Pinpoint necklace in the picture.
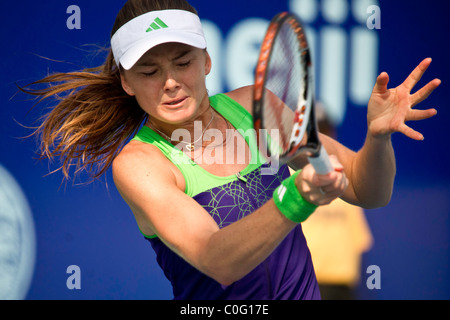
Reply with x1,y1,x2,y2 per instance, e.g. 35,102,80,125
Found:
150,108,215,151
204,112,232,149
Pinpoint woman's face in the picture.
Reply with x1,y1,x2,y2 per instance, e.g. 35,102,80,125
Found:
120,42,212,126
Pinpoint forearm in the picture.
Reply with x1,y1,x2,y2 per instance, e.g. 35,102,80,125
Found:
350,132,396,208
196,199,297,286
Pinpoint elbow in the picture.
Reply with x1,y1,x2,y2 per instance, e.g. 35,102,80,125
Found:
198,257,242,286
195,232,255,286
353,177,395,209
215,276,236,287
379,194,393,208
362,201,389,210
200,263,239,286
374,184,395,208
360,192,393,210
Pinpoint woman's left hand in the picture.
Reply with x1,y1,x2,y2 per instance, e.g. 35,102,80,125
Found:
367,58,441,141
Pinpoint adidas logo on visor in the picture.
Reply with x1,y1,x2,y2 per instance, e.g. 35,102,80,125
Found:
146,17,168,32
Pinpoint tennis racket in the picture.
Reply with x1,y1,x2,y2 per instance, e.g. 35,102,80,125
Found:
253,12,333,175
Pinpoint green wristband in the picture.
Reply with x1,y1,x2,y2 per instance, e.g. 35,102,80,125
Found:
273,171,318,223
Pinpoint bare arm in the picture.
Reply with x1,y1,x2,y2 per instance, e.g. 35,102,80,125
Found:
113,142,300,286
319,133,395,209
260,58,440,209
113,57,440,285
113,85,348,285
320,58,440,208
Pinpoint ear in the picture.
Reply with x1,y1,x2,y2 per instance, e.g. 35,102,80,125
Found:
120,72,135,96
204,50,212,76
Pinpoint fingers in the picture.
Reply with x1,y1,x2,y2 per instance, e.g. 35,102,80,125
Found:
411,78,441,107
389,107,436,141
298,155,348,206
398,123,424,141
401,58,432,92
365,58,439,142
407,108,437,122
317,173,348,198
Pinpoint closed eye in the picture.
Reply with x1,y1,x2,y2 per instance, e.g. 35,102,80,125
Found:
178,60,192,68
141,70,157,77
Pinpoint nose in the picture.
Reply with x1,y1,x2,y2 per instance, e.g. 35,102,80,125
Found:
163,70,181,92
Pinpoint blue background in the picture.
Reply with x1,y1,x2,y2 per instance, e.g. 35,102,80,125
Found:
0,0,448,299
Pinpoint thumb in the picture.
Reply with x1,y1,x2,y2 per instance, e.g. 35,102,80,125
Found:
373,72,390,94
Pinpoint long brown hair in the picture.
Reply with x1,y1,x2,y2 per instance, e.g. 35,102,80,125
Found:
21,0,198,183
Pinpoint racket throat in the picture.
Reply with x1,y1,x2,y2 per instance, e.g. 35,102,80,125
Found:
235,172,248,184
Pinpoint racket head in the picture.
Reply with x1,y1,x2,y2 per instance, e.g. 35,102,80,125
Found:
253,12,322,166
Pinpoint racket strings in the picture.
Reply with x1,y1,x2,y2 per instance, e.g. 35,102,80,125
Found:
263,21,307,156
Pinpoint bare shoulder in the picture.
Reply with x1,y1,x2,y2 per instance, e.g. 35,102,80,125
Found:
113,140,164,177
112,140,183,193
223,85,254,115
112,139,189,238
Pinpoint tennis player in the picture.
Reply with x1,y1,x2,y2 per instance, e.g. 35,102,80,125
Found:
26,0,440,299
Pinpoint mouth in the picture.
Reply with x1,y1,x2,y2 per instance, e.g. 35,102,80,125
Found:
164,96,188,107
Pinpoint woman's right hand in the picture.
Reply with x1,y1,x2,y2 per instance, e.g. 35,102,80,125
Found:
295,155,348,206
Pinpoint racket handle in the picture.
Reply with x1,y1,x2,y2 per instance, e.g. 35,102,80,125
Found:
308,146,333,175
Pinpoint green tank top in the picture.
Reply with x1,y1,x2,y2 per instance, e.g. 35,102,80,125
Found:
132,93,266,197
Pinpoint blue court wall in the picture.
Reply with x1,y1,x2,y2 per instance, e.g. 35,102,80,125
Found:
0,0,448,299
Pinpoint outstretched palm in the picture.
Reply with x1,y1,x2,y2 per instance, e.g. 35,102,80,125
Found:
367,58,441,141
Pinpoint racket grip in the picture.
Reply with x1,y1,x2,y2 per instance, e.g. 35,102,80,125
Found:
307,146,333,175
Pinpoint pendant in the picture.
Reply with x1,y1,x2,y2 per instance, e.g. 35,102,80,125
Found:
186,144,195,151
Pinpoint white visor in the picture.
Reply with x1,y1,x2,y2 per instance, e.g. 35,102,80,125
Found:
111,9,207,70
